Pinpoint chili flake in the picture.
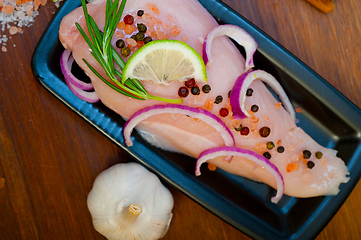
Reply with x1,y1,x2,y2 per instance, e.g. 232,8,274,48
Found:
208,163,217,171
286,163,299,173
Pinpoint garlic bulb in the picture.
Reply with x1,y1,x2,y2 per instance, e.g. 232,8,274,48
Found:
87,162,174,240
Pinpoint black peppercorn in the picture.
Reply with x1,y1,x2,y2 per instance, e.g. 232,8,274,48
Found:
143,36,153,44
303,150,312,159
191,86,200,95
214,95,223,104
251,104,259,112
202,84,211,93
307,161,315,169
277,146,285,153
137,10,144,16
246,88,253,96
116,39,125,48
263,152,271,159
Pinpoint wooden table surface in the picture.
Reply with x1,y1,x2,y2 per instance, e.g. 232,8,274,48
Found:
1,0,360,239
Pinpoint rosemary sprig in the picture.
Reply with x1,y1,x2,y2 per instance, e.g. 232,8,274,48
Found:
76,0,183,103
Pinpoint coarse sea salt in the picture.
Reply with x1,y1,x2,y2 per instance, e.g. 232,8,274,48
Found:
0,0,63,52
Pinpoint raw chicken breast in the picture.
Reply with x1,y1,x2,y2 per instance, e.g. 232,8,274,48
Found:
59,0,349,199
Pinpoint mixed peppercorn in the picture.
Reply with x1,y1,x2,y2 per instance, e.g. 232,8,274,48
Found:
242,88,324,172
115,10,155,57
177,78,211,98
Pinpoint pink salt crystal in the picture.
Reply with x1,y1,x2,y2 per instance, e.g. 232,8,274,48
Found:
135,18,147,25
302,173,312,183
25,4,33,12
27,9,33,17
125,38,137,47
2,46,7,52
9,26,18,35
291,154,300,162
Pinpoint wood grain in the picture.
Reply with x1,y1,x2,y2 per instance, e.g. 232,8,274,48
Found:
0,0,360,239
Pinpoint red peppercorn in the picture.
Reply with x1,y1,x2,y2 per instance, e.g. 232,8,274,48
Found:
185,78,196,88
124,14,134,25
240,126,250,135
219,108,229,117
259,126,271,138
178,87,189,97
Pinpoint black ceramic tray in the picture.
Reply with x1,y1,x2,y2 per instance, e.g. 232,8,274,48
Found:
31,1,361,239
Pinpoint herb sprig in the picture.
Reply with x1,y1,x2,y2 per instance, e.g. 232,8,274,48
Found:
75,0,183,103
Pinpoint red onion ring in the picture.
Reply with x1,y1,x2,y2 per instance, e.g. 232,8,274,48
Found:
202,24,258,72
123,104,235,147
60,50,100,103
63,77,100,103
229,70,295,121
195,146,284,203
60,49,95,90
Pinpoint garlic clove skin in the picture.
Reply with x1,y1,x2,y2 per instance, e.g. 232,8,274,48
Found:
87,162,174,240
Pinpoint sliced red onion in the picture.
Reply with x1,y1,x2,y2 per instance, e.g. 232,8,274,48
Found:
202,24,258,72
60,49,94,90
195,146,284,203
63,77,100,103
60,49,100,103
123,104,235,147
229,70,295,121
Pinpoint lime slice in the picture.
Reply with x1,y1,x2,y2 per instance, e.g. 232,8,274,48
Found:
122,40,207,85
